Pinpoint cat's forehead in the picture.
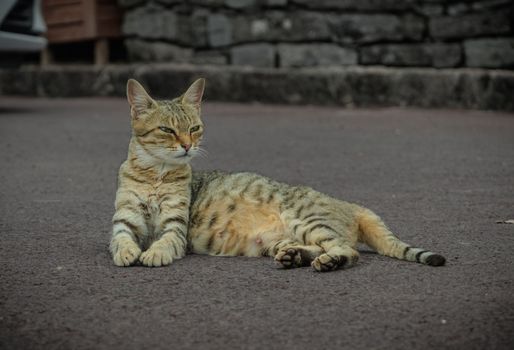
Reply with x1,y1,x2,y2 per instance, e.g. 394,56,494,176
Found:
156,99,185,116
154,99,200,125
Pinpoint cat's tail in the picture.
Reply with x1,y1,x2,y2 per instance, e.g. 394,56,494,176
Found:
356,208,446,266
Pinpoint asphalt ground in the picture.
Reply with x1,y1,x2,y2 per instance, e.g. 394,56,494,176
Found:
0,97,513,350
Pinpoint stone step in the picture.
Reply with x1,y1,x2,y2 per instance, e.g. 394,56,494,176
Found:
1,64,513,111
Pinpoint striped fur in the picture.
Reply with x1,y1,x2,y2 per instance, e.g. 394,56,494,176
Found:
110,78,446,271
110,79,203,267
189,172,445,271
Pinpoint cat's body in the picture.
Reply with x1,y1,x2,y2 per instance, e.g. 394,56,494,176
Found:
110,79,446,271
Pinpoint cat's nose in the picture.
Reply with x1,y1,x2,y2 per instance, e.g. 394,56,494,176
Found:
181,144,191,152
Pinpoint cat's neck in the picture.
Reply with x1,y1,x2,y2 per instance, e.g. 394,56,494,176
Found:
126,138,192,183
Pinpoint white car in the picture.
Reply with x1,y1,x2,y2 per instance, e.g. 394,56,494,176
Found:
0,0,46,52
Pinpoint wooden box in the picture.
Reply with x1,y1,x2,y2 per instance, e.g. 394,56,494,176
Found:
42,0,122,64
43,0,121,43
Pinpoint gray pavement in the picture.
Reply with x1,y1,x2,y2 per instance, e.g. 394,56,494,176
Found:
0,97,513,350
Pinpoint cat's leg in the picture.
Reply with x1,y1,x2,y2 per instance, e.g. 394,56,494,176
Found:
139,198,189,267
301,224,360,272
110,192,147,266
111,231,142,267
273,240,323,268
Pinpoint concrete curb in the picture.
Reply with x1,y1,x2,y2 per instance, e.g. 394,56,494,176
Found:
1,64,513,110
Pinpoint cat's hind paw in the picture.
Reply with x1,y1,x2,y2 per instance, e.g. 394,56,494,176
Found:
275,247,303,269
113,243,142,267
311,253,345,272
139,246,173,267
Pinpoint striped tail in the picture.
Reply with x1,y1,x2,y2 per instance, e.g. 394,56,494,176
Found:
357,209,446,266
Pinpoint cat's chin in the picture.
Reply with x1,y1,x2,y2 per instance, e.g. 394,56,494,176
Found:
160,153,196,165
168,156,193,165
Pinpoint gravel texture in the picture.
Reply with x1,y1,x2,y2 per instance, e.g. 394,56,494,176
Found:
0,98,513,350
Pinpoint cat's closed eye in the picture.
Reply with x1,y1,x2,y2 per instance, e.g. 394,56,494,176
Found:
159,126,176,134
190,125,201,133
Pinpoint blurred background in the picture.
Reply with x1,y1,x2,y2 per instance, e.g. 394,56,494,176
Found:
0,0,513,109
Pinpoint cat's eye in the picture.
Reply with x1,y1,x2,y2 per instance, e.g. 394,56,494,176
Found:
190,125,201,133
159,126,176,134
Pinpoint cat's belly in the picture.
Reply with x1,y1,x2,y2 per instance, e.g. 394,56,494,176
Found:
188,198,287,257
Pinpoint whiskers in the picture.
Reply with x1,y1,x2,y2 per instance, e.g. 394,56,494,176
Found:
195,147,209,159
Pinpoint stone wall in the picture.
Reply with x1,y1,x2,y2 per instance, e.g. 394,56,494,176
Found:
119,0,514,69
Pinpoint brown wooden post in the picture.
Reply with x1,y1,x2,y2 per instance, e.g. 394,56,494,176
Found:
95,39,109,66
40,47,53,66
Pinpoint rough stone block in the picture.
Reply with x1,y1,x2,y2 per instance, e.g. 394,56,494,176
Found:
278,44,357,67
361,44,462,68
234,12,424,44
118,0,145,8
182,0,225,6
472,0,513,11
447,3,470,15
290,0,415,11
125,39,193,62
192,51,228,65
231,44,275,67
190,9,209,48
430,11,511,39
0,69,37,95
156,0,186,4
331,14,425,44
123,5,178,40
122,5,196,46
207,14,232,47
232,11,331,43
414,4,444,16
225,0,256,8
465,38,514,68
266,0,288,6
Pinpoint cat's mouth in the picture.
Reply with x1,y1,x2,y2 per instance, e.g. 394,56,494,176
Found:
175,153,191,159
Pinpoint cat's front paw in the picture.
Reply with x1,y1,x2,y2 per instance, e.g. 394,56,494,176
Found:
139,245,173,267
112,242,142,267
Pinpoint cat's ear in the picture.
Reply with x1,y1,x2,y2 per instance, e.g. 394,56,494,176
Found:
126,79,157,116
181,78,205,108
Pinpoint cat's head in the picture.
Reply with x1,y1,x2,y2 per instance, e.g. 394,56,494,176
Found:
126,78,205,165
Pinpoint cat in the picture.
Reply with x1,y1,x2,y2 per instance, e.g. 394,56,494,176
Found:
109,78,446,271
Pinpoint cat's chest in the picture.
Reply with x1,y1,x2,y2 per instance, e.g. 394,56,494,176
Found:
138,182,180,221
142,192,160,219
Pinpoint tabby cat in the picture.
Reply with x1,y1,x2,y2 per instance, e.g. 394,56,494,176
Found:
109,78,446,271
